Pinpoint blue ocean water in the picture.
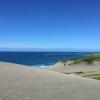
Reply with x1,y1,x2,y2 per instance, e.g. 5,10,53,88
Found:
0,52,96,68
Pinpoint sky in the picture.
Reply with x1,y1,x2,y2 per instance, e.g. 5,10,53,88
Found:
0,0,100,51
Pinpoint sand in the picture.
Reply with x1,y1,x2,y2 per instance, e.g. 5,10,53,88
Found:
0,62,100,100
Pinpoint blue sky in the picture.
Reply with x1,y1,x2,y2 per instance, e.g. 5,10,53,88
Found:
0,0,100,51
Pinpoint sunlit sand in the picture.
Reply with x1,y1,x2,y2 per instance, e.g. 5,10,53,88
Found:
0,62,100,100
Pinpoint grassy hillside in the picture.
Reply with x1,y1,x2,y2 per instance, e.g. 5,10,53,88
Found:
60,53,100,80
61,53,100,64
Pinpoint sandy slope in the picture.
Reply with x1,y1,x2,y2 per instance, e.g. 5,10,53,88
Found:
49,62,100,73
0,62,100,100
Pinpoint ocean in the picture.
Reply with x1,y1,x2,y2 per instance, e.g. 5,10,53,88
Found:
0,52,96,68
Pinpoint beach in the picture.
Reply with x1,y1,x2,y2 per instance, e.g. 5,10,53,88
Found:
0,0,100,99
0,62,100,100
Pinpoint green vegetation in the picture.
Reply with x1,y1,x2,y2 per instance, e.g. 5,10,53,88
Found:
63,71,100,80
92,77,100,80
61,53,100,64
82,73,100,80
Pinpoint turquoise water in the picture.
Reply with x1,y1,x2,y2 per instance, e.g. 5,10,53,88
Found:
0,52,96,67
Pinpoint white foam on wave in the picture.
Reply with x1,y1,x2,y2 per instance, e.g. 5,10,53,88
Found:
31,65,53,68
39,65,50,68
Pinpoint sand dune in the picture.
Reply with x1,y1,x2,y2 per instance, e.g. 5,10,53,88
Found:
50,61,100,73
0,62,100,100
